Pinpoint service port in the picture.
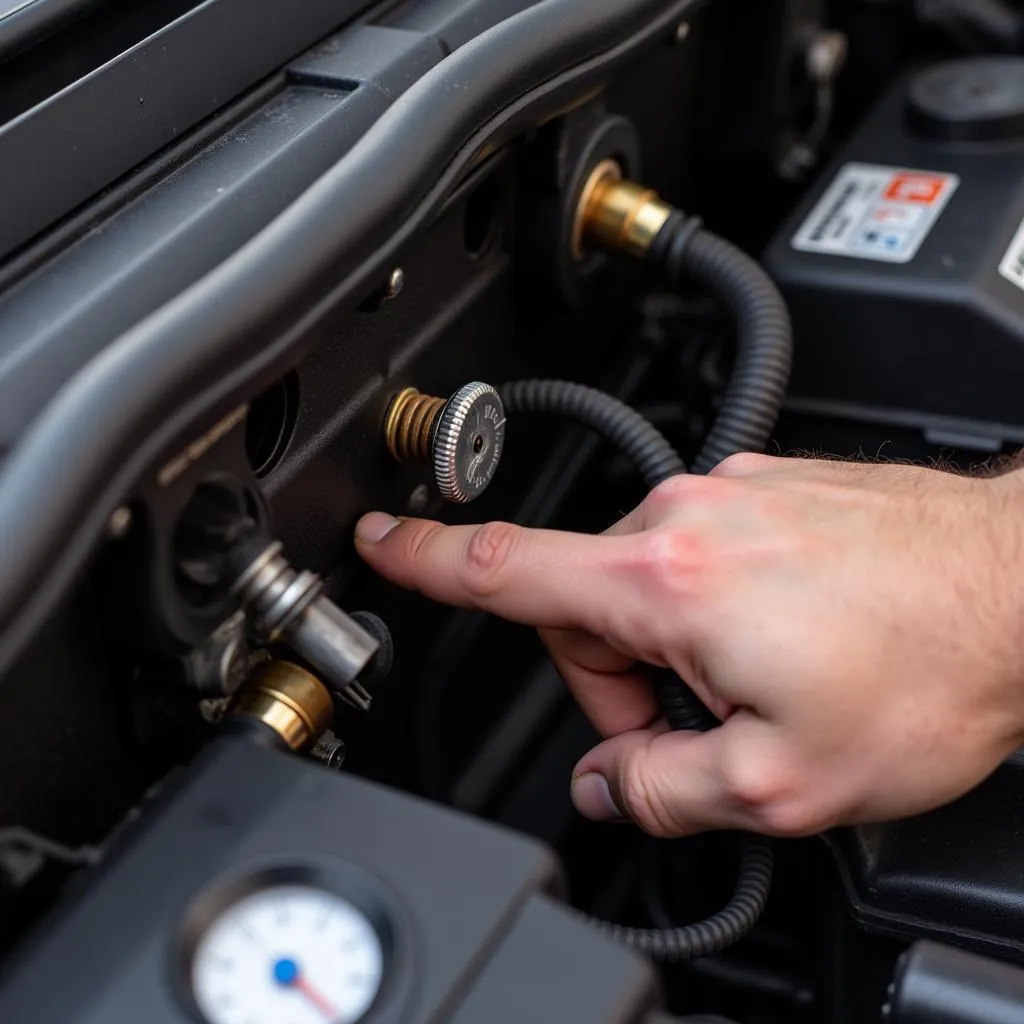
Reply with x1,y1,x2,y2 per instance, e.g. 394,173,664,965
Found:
573,160,673,260
383,382,505,504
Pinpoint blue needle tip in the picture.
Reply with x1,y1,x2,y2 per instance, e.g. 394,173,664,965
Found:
272,957,299,986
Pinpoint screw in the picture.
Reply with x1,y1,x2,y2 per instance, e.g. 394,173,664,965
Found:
218,637,249,695
107,506,133,539
385,267,405,301
806,29,848,84
310,729,347,771
407,484,430,515
198,697,231,724
675,21,690,42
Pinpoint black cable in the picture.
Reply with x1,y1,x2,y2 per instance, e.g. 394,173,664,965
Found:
499,379,774,963
653,667,718,732
649,213,793,476
499,380,687,487
593,836,774,962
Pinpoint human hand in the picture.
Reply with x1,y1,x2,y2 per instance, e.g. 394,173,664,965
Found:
354,454,1024,838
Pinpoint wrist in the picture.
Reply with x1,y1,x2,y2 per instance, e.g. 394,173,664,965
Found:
981,467,1024,700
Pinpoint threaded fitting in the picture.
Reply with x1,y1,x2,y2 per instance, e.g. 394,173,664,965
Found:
230,660,334,753
575,160,673,259
382,383,505,504
385,388,446,463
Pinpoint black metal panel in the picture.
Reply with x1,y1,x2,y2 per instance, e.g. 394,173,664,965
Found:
0,0,372,259
379,0,544,50
0,0,693,684
0,0,103,60
829,751,1024,964
0,24,447,448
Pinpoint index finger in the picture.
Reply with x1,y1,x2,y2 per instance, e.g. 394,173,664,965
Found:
355,513,636,633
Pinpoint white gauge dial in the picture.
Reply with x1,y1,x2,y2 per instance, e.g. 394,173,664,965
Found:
190,884,384,1024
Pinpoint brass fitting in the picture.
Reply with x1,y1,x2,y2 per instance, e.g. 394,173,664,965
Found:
384,388,447,463
229,660,334,753
573,159,673,260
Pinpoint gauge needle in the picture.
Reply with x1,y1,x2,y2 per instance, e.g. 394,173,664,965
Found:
294,975,337,1019
273,958,338,1020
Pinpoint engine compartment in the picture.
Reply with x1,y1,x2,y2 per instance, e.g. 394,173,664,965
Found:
2,0,1024,1021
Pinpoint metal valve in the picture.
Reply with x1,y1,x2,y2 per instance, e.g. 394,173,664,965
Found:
384,381,505,503
226,534,379,711
228,660,334,753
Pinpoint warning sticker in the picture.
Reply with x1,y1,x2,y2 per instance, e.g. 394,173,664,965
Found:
791,163,959,264
998,217,1024,293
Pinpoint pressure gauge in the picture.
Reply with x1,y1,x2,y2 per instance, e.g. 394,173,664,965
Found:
189,883,384,1024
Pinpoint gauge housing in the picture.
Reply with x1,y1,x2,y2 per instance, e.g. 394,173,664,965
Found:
175,861,406,1024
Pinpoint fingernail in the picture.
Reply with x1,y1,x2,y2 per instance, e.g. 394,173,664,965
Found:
571,773,622,823
356,513,400,545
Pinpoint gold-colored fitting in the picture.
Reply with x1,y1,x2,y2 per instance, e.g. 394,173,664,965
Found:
230,661,334,753
384,388,447,464
573,160,673,260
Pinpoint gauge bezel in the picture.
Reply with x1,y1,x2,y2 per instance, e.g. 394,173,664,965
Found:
173,860,409,1024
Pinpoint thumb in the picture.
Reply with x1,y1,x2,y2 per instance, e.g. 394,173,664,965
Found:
570,719,776,837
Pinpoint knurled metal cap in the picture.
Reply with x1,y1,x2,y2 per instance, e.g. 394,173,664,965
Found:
432,382,505,504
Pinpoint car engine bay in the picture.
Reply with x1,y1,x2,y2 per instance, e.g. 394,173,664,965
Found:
2,0,1024,1020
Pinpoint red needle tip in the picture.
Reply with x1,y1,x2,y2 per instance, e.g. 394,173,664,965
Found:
294,974,338,1019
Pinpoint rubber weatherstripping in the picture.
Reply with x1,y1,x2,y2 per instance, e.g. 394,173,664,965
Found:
0,0,698,675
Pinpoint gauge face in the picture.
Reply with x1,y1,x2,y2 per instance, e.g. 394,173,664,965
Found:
190,884,384,1024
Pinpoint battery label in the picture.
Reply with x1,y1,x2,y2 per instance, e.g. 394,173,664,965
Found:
999,216,1024,293
791,163,959,264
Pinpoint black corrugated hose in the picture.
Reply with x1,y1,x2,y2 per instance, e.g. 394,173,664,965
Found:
500,380,687,486
497,207,790,963
649,211,793,475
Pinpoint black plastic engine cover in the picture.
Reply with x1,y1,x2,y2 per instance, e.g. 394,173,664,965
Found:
829,750,1024,964
0,737,659,1022
763,57,1024,447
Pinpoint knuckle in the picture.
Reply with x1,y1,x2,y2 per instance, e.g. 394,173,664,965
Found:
463,521,519,598
721,754,825,837
724,756,791,818
634,528,705,598
645,474,699,516
756,799,828,838
711,452,773,478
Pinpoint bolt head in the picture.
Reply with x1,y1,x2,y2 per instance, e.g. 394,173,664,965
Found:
311,730,347,771
407,484,430,515
807,30,848,83
385,267,405,300
218,638,249,695
107,505,133,539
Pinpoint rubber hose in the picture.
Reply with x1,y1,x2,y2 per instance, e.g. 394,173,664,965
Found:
499,380,687,486
500,379,773,963
649,213,793,476
593,836,774,962
653,668,718,732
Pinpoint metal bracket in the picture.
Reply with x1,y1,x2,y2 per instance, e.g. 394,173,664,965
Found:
0,827,102,889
